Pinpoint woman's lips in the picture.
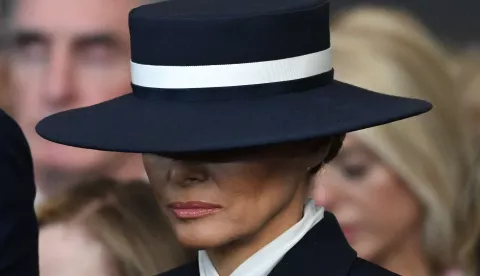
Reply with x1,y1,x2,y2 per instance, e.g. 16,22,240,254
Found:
167,201,222,219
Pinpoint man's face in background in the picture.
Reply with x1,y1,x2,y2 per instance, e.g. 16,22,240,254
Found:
10,0,144,201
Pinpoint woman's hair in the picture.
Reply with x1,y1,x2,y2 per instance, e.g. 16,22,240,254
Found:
331,6,480,275
453,48,480,142
454,48,480,275
37,179,194,276
331,6,453,59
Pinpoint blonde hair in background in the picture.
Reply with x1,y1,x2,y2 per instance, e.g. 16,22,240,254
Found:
332,7,479,275
454,48,480,142
331,6,453,66
37,179,194,276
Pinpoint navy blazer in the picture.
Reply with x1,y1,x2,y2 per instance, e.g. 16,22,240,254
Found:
0,110,38,275
158,212,399,276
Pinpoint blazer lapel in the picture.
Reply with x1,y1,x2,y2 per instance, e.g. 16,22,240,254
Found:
268,211,358,276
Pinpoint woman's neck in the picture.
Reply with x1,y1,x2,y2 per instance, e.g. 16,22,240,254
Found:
376,233,431,276
207,197,305,276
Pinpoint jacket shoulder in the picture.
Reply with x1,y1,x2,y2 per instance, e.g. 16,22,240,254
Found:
348,258,400,276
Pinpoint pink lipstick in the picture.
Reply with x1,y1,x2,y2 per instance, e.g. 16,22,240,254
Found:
167,201,222,219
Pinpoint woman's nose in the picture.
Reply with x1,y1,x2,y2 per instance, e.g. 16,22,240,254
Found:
168,161,209,187
312,174,344,210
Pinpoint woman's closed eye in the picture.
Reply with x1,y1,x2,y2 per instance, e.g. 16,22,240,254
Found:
338,161,370,180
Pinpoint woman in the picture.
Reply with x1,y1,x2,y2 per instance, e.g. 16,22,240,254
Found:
314,7,480,276
34,0,432,275
37,179,194,276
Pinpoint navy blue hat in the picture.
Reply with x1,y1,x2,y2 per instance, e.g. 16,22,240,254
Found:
36,0,431,154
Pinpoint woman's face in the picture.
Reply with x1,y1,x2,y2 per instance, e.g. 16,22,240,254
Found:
313,135,421,262
40,224,117,276
143,142,327,249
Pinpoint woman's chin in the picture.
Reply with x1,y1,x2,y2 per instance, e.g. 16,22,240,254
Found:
173,224,234,249
351,240,379,262
177,235,230,249
178,238,223,249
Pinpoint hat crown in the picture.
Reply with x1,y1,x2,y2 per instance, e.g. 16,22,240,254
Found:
130,0,327,19
128,0,331,66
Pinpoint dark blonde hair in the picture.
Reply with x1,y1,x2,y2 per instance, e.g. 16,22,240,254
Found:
454,49,480,143
37,179,194,276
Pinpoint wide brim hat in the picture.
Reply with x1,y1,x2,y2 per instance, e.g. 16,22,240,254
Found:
36,0,432,154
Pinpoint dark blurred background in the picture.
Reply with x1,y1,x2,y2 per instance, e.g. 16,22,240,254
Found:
2,0,480,46
331,0,480,47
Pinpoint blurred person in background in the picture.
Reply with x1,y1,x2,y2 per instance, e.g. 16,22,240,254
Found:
454,48,480,276
6,0,163,203
0,59,10,113
313,7,480,276
0,3,11,114
454,49,480,143
37,178,194,276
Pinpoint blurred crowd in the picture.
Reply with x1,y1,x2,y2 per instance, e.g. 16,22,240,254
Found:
0,0,479,276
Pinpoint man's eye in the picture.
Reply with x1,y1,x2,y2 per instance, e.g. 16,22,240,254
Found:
78,45,118,66
14,42,48,62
